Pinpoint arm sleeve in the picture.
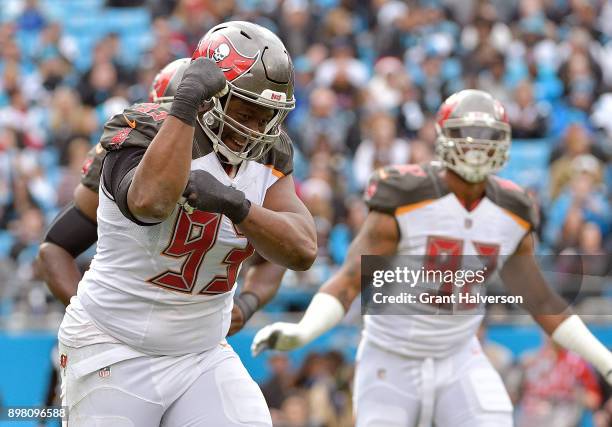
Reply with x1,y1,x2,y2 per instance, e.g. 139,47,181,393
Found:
43,203,98,257
101,146,159,226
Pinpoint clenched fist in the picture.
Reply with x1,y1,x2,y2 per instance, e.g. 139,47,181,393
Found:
182,170,251,224
169,57,228,126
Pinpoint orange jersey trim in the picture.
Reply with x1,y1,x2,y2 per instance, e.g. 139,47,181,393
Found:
395,199,435,216
502,208,530,231
265,164,285,178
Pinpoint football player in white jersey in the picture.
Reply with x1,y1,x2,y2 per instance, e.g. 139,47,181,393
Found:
39,58,286,333
56,22,316,427
252,89,612,427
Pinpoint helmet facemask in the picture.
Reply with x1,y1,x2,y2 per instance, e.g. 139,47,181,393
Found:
436,116,511,183
199,81,294,165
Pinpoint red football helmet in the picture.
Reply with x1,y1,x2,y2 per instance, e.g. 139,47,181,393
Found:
192,21,295,164
435,89,511,183
148,58,190,103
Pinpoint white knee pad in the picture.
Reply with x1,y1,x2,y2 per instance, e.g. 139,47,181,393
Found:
66,387,164,427
356,402,409,427
466,369,513,413
215,361,272,426
355,382,417,427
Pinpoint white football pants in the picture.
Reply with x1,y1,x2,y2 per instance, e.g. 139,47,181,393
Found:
353,336,513,427
58,340,271,427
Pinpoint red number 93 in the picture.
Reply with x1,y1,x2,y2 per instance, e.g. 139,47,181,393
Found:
148,210,254,295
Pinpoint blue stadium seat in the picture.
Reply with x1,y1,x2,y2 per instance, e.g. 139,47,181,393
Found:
40,0,102,23
42,0,104,13
103,8,151,35
498,139,552,195
72,33,102,71
120,32,154,66
62,14,105,38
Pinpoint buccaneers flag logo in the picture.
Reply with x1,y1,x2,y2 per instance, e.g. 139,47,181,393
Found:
193,33,260,82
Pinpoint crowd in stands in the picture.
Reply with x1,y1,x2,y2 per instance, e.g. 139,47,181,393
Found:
0,0,611,426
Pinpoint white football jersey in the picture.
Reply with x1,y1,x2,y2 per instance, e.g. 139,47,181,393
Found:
362,162,536,358
59,103,293,356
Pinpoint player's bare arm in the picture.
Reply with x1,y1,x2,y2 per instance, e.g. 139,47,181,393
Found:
501,232,612,383
500,233,569,333
320,210,399,309
240,253,287,307
251,210,399,355
181,169,316,270
229,252,287,336
37,183,99,306
128,117,195,221
73,183,99,219
128,58,228,222
233,174,316,270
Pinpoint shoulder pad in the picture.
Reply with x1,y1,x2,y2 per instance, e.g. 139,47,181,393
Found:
80,143,106,193
100,103,171,151
364,163,443,215
486,176,539,230
257,130,294,177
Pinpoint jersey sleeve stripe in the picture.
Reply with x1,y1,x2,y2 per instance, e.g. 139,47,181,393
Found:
265,164,285,178
395,199,434,216
502,208,531,230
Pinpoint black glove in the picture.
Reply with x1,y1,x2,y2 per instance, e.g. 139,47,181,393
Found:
169,58,228,127
182,170,251,223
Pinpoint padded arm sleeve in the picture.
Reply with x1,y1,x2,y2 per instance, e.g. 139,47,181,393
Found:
43,203,98,257
101,146,159,226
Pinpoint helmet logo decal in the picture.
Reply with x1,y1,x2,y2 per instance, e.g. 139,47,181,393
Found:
212,43,230,62
196,33,260,82
152,68,173,99
436,99,457,127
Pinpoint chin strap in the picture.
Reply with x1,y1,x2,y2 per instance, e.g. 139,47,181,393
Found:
215,142,243,165
199,112,244,166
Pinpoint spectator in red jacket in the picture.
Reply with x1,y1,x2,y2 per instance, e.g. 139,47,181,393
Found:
516,338,602,427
